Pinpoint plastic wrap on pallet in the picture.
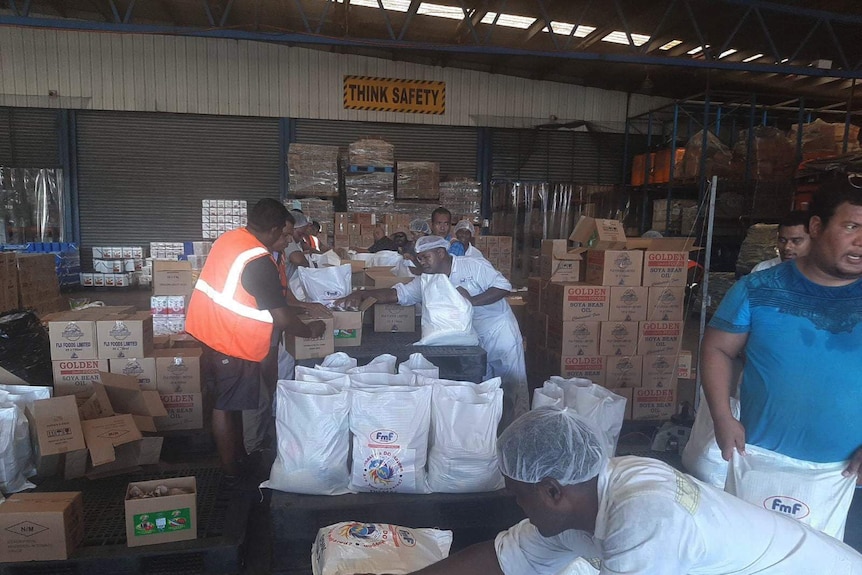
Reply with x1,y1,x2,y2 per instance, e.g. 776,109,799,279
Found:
396,162,440,200
440,179,482,222
790,118,862,160
14,254,66,316
0,310,52,385
287,143,340,198
680,130,733,180
0,167,64,245
730,126,797,181
345,172,395,213
348,139,395,167
736,223,780,276
692,272,737,318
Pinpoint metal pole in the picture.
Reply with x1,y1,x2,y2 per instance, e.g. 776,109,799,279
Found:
843,78,856,154
695,175,719,410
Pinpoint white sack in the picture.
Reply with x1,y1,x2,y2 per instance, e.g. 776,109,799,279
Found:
554,559,601,575
346,354,397,375
312,522,452,575
316,352,358,373
289,272,307,302
681,391,740,488
277,340,295,381
0,402,36,494
261,380,350,495
726,444,857,539
349,372,416,388
295,366,351,387
349,385,432,493
427,378,505,493
391,259,416,278
397,354,440,379
0,385,52,406
415,274,479,346
532,378,626,457
309,250,342,268
367,251,404,268
297,264,352,304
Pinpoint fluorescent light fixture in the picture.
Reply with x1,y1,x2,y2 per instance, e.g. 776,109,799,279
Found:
742,53,764,63
481,12,536,29
340,0,410,9
719,48,737,59
658,40,682,50
417,3,465,20
687,44,709,55
780,58,789,63
601,31,650,46
542,21,596,37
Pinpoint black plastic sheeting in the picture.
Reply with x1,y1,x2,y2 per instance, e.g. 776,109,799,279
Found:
0,310,52,385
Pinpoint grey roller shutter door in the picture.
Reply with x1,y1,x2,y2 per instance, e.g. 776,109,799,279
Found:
295,119,478,178
75,111,280,259
491,129,626,184
0,107,60,167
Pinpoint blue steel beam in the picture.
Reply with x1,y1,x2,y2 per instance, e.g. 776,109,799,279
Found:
4,13,862,80
200,0,215,27
640,0,677,55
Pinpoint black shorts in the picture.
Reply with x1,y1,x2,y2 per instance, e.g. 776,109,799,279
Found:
201,346,261,411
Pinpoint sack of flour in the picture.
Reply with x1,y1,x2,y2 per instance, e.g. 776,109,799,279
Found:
349,372,416,388
349,385,432,493
316,352,358,373
294,366,351,387
726,444,857,539
681,391,740,488
312,522,452,575
398,354,440,379
415,274,479,346
426,378,504,493
261,380,350,495
346,354,398,375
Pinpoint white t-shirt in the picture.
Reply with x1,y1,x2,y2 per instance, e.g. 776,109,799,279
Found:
751,256,781,273
494,456,862,575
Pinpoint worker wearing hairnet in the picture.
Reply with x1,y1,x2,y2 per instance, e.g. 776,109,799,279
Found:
336,235,528,425
398,409,862,575
452,219,486,260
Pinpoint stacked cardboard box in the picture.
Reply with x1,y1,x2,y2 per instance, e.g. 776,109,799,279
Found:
345,172,395,215
201,199,248,239
396,161,440,200
0,252,18,312
651,199,699,235
16,253,67,316
439,179,481,222
348,138,395,167
287,143,339,198
525,216,697,421
334,212,378,248
296,198,335,239
82,245,146,288
473,236,513,278
152,260,194,336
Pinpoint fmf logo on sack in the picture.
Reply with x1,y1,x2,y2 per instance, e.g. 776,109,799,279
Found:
764,496,811,519
370,429,398,444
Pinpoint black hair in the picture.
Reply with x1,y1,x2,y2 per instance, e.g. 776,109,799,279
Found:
809,177,862,227
248,198,292,232
778,210,810,232
431,206,451,222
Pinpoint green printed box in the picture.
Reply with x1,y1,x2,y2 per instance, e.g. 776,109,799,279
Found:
125,476,197,547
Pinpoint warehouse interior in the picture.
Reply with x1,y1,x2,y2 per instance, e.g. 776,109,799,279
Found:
1,1,862,574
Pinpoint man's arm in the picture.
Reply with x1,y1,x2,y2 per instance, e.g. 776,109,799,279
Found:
289,249,310,268
700,327,749,461
457,286,509,307
410,541,503,575
271,306,326,339
335,287,399,309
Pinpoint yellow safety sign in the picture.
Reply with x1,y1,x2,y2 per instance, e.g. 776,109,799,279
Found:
343,76,446,115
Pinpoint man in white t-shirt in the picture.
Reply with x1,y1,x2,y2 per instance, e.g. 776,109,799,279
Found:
751,210,811,272
399,410,862,575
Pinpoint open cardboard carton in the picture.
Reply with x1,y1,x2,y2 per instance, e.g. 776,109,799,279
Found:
332,297,376,348
125,476,197,548
87,371,168,432
569,216,628,250
27,395,88,478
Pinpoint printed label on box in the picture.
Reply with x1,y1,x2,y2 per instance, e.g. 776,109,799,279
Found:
133,508,192,537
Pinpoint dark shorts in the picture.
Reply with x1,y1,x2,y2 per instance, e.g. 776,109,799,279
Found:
201,346,261,411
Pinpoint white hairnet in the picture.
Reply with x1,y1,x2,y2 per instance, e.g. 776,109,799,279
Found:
414,235,451,254
290,210,310,228
409,219,431,234
497,408,606,485
453,220,474,235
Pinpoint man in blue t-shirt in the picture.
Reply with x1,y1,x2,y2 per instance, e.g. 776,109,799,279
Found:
702,177,862,545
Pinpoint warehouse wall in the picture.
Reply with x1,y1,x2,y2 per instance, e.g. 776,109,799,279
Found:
0,27,668,130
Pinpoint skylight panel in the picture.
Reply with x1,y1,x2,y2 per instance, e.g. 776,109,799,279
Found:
480,12,536,29
417,3,465,20
542,21,596,37
601,31,650,46
658,40,682,50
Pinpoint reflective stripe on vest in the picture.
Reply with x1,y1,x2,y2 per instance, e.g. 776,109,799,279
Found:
193,246,274,324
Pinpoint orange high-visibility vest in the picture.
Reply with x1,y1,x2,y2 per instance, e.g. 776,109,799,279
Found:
186,228,275,361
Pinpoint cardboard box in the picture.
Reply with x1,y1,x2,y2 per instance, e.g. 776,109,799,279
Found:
0,492,84,562
52,359,109,397
153,260,193,296
27,395,87,458
647,286,685,321
93,372,168,433
109,357,158,391
284,309,334,360
81,414,143,467
642,355,679,388
365,270,413,289
550,353,605,385
332,298,375,347
584,250,644,287
569,216,627,249
638,321,683,356
608,286,648,322
545,320,600,356
603,355,643,388
373,303,416,333
631,386,678,420
82,436,164,480
678,350,693,379
155,393,204,431
96,312,154,360
154,348,202,394
125,476,197,547
599,322,639,356
539,240,584,282
543,283,610,322
47,315,98,360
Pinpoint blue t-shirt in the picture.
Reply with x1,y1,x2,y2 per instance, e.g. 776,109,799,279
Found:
709,261,862,462
448,241,466,256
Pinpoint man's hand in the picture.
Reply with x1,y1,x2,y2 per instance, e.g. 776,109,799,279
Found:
299,301,330,316
456,286,473,303
843,447,862,485
713,415,746,461
306,319,327,339
335,291,367,310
